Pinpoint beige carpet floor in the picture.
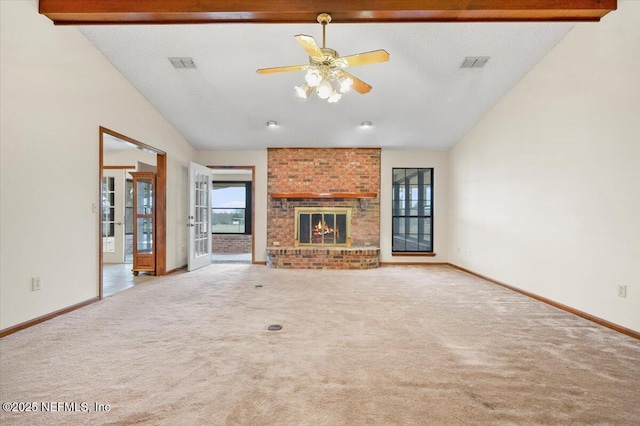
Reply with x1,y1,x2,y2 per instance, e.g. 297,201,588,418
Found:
1,264,639,425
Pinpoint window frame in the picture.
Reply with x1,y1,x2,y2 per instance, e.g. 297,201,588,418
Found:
391,168,434,254
211,181,252,235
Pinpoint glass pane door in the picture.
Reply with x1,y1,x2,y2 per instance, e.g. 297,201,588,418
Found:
102,176,115,253
194,173,209,257
188,162,212,271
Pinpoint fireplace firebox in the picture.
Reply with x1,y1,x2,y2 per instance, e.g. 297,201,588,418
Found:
294,207,351,247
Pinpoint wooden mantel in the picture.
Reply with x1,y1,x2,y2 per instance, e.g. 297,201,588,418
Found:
271,192,377,199
39,0,616,25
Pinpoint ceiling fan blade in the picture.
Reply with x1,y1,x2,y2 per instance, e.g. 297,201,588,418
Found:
341,71,372,94
256,64,308,75
338,50,390,68
294,34,324,58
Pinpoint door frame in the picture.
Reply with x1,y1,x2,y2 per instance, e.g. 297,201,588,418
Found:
208,166,256,264
99,126,167,299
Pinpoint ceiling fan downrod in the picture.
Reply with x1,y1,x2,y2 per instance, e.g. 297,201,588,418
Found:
317,13,332,49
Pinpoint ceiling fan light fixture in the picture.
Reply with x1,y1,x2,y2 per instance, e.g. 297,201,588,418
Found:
338,76,354,93
295,83,312,99
256,12,389,104
316,79,333,99
305,68,322,87
328,91,342,103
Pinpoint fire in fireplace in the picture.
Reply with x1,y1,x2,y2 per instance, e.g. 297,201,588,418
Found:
295,207,351,247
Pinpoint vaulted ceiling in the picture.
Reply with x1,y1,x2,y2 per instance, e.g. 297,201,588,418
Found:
41,1,616,150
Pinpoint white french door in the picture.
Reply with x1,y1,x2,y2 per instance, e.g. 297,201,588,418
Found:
102,169,125,263
188,162,213,271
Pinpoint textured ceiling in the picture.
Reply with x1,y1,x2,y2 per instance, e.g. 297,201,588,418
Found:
80,22,573,151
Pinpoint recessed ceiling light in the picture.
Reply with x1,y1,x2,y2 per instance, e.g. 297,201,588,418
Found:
266,120,278,128
360,121,373,128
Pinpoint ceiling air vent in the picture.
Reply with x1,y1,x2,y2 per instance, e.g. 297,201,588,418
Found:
461,57,490,68
168,57,197,69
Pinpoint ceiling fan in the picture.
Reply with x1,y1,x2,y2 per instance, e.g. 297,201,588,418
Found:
256,13,390,103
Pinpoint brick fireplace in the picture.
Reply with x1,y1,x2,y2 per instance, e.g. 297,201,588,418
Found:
267,148,380,269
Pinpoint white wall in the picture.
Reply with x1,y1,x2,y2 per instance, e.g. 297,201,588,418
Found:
0,1,195,330
103,149,157,167
194,151,268,262
380,150,449,263
211,172,252,182
448,1,640,331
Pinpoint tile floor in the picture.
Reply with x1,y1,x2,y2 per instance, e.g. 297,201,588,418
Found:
102,263,155,297
103,252,251,297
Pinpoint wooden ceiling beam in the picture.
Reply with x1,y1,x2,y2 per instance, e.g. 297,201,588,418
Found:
39,0,617,25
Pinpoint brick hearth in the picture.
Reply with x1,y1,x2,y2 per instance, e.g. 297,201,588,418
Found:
266,247,380,269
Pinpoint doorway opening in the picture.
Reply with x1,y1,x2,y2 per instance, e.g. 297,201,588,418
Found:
209,167,255,264
99,127,166,298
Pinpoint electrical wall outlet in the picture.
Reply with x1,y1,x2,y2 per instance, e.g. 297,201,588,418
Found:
617,285,627,298
32,277,41,291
